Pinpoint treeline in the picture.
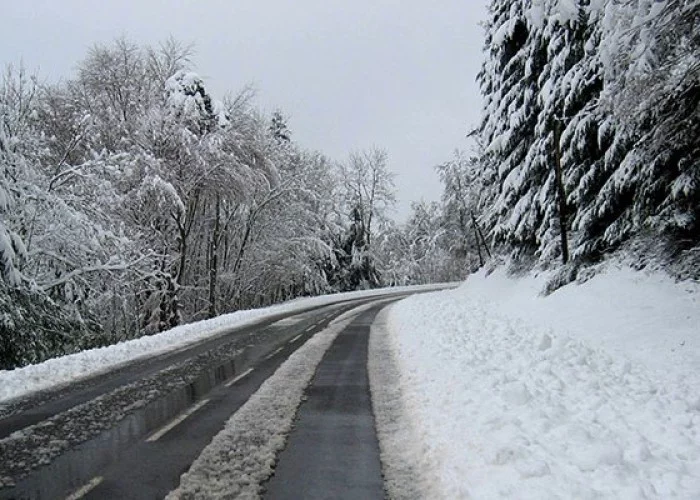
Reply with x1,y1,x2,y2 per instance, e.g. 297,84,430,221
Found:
443,0,698,275
6,0,691,368
0,39,469,369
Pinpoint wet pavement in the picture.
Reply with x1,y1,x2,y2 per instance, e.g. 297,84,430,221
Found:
0,290,428,500
0,301,362,500
264,306,385,500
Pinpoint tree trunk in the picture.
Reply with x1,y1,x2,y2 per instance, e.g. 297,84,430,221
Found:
176,222,188,286
231,209,255,277
553,121,569,264
176,190,200,287
471,214,484,268
473,212,492,259
207,194,220,319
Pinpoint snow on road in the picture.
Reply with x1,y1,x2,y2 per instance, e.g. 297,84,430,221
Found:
382,264,700,499
0,283,452,405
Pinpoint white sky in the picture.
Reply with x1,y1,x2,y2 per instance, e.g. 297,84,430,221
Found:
1,1,487,220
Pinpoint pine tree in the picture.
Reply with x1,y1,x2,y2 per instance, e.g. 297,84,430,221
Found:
476,0,699,266
478,0,547,256
594,0,700,249
270,110,292,143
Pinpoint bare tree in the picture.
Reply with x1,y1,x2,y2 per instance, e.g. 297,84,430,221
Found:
339,147,395,249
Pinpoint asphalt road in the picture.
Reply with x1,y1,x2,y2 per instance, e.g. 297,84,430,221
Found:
263,305,385,500
0,295,398,500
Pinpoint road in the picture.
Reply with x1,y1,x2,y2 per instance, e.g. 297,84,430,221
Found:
264,305,384,499
0,294,406,499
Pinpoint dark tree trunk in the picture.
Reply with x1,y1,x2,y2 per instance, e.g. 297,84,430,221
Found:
471,213,484,267
207,194,220,319
553,121,570,264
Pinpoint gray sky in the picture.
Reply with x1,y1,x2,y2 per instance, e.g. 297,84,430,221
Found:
2,1,487,221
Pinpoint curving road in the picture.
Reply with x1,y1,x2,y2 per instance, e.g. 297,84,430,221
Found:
0,293,415,500
264,305,385,499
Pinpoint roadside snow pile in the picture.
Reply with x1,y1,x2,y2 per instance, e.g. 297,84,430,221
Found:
167,303,377,499
385,265,700,499
0,283,451,404
0,308,266,404
369,306,437,500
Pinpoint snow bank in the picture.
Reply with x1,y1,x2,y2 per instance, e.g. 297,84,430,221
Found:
0,283,453,405
386,265,700,498
368,305,436,500
466,265,700,381
167,303,378,499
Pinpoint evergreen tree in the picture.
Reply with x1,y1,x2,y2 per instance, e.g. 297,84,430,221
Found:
592,0,700,250
269,110,292,143
476,0,698,267
478,0,547,256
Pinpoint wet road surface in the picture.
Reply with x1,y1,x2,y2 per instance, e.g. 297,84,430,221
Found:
0,297,390,500
264,305,385,500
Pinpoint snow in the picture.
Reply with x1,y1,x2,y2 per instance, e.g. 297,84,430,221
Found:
165,70,204,110
368,305,436,500
166,302,381,499
553,0,580,25
492,18,519,47
138,175,186,215
525,3,546,30
0,283,452,405
381,264,700,498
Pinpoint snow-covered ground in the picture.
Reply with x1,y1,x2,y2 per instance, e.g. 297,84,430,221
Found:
0,283,452,405
379,264,700,499
369,306,436,500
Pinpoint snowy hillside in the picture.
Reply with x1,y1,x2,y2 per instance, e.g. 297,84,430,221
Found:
378,264,700,498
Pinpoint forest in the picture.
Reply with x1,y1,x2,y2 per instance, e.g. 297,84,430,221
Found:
0,39,466,369
1,0,698,369
473,0,698,272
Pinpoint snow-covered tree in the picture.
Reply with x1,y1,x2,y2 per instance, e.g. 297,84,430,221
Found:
476,0,699,268
592,0,700,249
436,150,493,270
0,66,33,286
269,110,292,144
333,148,396,289
0,65,109,368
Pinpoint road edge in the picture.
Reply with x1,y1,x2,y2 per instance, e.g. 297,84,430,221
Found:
368,304,435,500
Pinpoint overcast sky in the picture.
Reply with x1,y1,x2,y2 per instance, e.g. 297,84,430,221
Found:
2,1,487,220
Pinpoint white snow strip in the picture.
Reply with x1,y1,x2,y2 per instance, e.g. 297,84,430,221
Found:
304,325,315,332
224,368,253,388
0,283,455,404
65,476,103,500
166,302,380,499
146,398,210,442
368,304,434,500
287,334,302,345
272,317,304,327
263,347,283,361
386,265,700,498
